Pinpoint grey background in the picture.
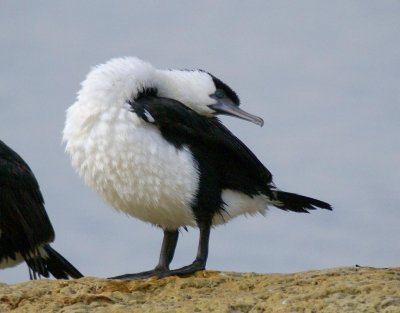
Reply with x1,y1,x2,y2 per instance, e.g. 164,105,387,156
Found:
1,1,399,284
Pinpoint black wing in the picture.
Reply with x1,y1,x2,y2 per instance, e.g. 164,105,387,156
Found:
0,140,55,263
129,97,273,197
130,97,332,215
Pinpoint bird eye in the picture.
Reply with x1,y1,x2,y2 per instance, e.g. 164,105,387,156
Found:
215,89,225,99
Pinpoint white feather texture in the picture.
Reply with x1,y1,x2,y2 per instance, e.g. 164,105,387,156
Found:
156,69,216,116
213,190,269,225
64,57,199,229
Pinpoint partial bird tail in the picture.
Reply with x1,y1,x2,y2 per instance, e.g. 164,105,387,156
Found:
26,245,83,279
271,190,332,213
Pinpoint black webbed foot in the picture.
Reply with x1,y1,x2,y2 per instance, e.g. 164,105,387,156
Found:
155,260,206,278
109,223,210,280
109,269,160,280
109,260,206,280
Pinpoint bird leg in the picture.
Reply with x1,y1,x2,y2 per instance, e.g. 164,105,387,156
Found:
110,222,211,280
155,228,179,271
156,221,211,278
109,229,179,279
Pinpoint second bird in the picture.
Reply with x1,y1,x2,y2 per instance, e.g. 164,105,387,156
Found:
0,140,83,279
63,57,332,279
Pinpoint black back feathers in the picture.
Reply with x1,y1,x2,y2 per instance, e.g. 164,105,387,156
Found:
129,96,331,218
129,96,274,220
0,140,83,279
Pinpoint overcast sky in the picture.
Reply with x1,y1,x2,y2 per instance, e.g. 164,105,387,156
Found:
1,1,399,284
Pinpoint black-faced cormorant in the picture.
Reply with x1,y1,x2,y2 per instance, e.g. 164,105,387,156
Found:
63,57,331,279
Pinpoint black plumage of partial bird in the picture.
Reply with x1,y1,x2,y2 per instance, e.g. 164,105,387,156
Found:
0,140,83,279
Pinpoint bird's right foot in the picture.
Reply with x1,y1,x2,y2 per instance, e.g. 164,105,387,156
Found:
109,269,160,280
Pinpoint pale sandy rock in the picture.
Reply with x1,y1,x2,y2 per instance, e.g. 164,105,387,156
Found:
0,267,399,312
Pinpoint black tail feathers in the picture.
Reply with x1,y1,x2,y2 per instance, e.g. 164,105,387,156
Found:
272,190,332,213
25,245,83,280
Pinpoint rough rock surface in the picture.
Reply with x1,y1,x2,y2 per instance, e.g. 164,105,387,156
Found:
0,267,399,312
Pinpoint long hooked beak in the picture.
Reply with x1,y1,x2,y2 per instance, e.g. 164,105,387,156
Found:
209,99,264,127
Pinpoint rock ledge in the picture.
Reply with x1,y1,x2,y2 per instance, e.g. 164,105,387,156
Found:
1,267,399,312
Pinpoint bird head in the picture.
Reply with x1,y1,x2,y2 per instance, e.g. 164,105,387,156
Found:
156,68,264,126
70,57,263,126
